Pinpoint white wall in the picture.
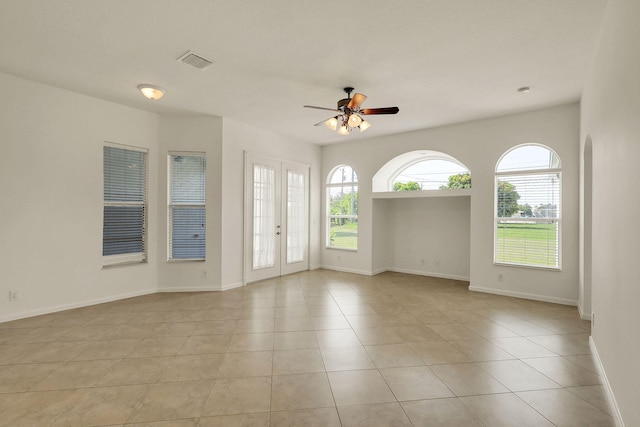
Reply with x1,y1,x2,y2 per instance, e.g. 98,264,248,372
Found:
156,114,223,291
580,0,640,424
221,118,322,288
322,103,580,305
387,196,470,280
0,72,159,322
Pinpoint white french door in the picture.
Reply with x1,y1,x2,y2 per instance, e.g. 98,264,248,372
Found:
244,153,309,283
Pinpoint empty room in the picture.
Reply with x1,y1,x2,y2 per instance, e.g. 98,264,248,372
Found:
0,0,638,426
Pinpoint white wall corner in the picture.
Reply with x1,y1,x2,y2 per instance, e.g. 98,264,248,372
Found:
468,285,577,307
220,281,244,291
577,302,592,320
590,336,626,427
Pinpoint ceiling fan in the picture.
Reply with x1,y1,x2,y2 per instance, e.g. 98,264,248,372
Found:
304,87,399,135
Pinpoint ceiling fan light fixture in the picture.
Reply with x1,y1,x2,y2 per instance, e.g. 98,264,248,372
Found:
325,117,339,131
337,123,350,135
359,120,372,132
348,113,363,127
137,84,165,100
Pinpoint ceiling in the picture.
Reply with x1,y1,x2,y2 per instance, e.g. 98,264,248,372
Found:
0,0,607,145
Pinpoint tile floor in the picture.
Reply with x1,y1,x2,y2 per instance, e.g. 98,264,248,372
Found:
0,270,615,426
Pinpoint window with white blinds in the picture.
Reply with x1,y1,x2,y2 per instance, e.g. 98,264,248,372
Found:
495,144,561,269
103,144,148,266
168,153,206,260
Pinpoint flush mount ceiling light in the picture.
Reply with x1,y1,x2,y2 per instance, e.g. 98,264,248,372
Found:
518,86,531,94
304,87,399,135
137,84,165,100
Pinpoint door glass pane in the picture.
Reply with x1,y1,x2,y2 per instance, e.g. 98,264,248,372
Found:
287,170,305,264
253,164,276,269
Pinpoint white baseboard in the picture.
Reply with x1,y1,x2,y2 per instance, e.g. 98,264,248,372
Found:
309,264,322,271
0,288,156,323
577,302,592,320
386,267,470,282
158,285,222,292
221,281,244,291
319,265,375,276
469,285,577,306
590,336,625,427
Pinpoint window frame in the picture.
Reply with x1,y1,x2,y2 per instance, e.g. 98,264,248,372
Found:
167,151,207,262
494,144,562,270
326,165,358,251
102,142,148,267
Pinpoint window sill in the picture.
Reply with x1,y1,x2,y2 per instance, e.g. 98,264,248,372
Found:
494,262,561,272
325,246,358,252
372,188,471,199
167,259,206,263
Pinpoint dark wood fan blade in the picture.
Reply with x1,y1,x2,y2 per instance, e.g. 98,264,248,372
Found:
304,105,341,112
347,93,367,109
360,107,399,115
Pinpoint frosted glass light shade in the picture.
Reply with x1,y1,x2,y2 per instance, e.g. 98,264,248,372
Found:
359,120,372,132
325,117,338,130
138,84,165,100
348,114,363,127
337,124,350,135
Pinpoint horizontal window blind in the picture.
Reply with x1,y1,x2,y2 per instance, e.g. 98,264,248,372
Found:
169,154,206,260
103,145,147,264
496,168,561,269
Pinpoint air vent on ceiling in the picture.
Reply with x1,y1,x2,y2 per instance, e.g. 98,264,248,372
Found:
177,50,214,70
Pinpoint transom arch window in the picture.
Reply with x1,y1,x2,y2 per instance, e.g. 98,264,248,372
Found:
495,144,562,269
372,150,471,192
327,165,358,249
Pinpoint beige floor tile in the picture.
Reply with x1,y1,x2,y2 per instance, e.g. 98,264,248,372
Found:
380,365,454,401
523,356,602,387
430,363,509,396
393,325,444,343
193,320,238,335
233,319,275,333
51,384,149,426
460,393,555,427
528,334,592,356
0,362,62,393
271,372,335,411
158,353,224,382
567,385,612,415
128,336,188,358
307,305,344,316
153,321,199,337
125,419,197,426
518,388,615,426
564,354,599,374
217,351,273,378
273,331,318,350
338,402,412,427
227,333,274,352
315,329,361,347
328,369,396,406
477,359,561,392
127,380,211,423
203,376,271,416
97,357,170,386
271,407,340,426
364,343,423,368
408,341,471,365
311,315,351,330
449,338,516,362
462,320,520,338
353,327,404,345
273,348,325,374
198,412,269,427
178,334,232,355
239,307,275,320
13,341,90,364
0,389,83,426
321,345,375,371
426,324,483,341
274,316,314,332
490,336,559,358
72,338,140,360
402,398,484,427
31,359,120,390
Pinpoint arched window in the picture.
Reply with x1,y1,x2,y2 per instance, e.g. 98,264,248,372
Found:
495,144,561,269
327,165,358,249
372,150,470,192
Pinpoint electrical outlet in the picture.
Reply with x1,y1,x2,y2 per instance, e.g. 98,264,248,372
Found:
420,259,425,265
9,291,18,301
435,260,440,267
202,270,207,278
497,274,504,282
